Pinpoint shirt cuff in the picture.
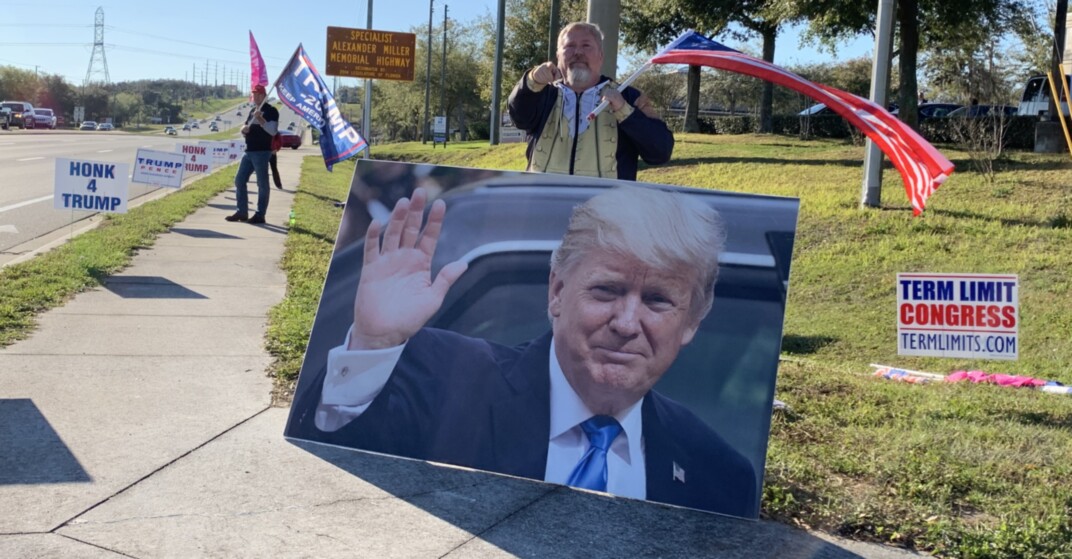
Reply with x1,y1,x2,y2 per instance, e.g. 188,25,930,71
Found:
321,327,407,407
612,104,635,123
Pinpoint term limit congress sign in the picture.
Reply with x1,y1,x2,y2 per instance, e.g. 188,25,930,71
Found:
897,273,1020,360
326,26,416,81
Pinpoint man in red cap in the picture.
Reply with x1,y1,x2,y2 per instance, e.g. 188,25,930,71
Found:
227,84,280,224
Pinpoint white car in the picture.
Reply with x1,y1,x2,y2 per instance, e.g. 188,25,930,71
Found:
97,122,114,131
33,108,57,129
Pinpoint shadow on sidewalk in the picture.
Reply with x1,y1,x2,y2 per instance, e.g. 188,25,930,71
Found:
1,399,92,485
287,439,874,559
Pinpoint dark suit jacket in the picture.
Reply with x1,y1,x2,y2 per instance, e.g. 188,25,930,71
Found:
287,328,757,517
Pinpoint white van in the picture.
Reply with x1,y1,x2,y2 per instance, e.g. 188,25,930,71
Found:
1017,74,1071,117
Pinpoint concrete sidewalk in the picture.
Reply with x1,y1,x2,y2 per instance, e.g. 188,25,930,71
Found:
0,149,929,558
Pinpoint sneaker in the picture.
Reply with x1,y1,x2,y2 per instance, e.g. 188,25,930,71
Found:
248,213,266,224
225,212,248,222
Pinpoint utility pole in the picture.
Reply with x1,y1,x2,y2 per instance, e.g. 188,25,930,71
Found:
362,0,373,158
1048,0,1069,119
860,0,895,208
489,0,505,145
548,0,561,62
441,4,448,145
423,0,434,143
586,0,619,78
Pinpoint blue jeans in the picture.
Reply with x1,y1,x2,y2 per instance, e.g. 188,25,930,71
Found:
234,150,272,215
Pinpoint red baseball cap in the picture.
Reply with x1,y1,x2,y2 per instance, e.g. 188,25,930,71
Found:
252,84,267,94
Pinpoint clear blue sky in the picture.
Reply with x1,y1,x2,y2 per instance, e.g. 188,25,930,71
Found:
1,1,874,88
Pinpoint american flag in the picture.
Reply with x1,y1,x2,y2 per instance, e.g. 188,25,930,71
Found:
651,31,954,216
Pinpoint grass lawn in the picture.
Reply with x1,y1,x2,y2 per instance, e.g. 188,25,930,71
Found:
271,134,1072,558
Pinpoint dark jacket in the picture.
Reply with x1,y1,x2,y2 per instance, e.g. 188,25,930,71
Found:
244,104,280,152
507,73,675,181
287,328,757,518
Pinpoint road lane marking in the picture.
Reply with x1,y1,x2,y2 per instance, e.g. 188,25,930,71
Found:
0,194,53,214
0,225,18,234
97,149,113,153
16,156,44,162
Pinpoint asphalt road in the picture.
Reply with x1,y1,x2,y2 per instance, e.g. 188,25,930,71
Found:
0,129,215,254
0,103,305,256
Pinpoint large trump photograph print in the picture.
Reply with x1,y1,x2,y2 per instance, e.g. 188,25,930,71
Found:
285,160,799,519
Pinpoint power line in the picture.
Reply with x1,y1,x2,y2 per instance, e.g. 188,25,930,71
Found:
105,26,286,61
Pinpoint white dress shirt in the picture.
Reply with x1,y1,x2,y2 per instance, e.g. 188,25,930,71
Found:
316,330,648,498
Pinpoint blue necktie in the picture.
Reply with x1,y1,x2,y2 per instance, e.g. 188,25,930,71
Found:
566,415,622,492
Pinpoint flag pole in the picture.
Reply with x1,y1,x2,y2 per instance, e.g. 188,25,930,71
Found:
585,62,653,121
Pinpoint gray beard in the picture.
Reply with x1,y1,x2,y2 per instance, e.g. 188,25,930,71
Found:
566,66,592,88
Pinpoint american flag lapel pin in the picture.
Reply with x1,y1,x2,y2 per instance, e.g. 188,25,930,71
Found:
672,461,686,484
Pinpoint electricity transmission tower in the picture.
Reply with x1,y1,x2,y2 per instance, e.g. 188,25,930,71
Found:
84,6,111,86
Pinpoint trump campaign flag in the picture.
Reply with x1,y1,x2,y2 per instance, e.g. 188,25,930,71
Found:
275,44,368,171
249,31,269,94
646,31,954,216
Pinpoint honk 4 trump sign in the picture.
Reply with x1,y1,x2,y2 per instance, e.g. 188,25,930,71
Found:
897,273,1019,360
54,158,129,214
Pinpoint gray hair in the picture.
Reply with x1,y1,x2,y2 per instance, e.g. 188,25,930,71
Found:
557,22,604,54
550,186,725,323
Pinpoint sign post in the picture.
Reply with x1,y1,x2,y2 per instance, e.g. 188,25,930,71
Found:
433,115,447,147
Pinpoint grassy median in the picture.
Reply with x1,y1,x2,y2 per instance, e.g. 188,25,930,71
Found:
268,135,1072,558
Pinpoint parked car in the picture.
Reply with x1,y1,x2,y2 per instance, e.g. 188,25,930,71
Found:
97,122,114,131
277,129,302,149
1017,74,1071,117
1,101,36,129
33,108,57,129
799,101,898,116
891,102,963,119
164,126,177,135
79,121,98,131
946,105,1018,118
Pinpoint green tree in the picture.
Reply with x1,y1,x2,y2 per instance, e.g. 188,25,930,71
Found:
373,19,487,142
475,0,587,123
0,66,39,101
622,0,791,133
788,0,1039,127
